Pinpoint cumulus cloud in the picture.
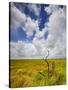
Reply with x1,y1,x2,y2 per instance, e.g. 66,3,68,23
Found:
34,29,46,39
10,2,39,37
24,17,39,37
32,5,66,59
10,2,26,29
10,41,38,59
44,5,66,58
10,4,66,59
45,5,60,15
32,38,49,58
27,4,41,17
10,40,49,59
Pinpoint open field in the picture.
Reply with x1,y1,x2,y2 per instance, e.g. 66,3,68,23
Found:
9,59,66,88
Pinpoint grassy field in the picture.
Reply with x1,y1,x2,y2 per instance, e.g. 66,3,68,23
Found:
9,58,66,88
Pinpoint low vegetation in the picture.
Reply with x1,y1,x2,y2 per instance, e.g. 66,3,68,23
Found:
9,58,66,88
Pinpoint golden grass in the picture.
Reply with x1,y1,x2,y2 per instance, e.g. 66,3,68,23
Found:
9,58,66,88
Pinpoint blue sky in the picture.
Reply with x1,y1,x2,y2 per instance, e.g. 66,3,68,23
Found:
10,2,66,59
10,3,49,42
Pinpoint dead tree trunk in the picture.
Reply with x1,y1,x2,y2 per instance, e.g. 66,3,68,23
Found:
44,50,49,79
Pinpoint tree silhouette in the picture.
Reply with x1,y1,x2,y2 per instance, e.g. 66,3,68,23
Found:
34,44,50,78
44,50,49,79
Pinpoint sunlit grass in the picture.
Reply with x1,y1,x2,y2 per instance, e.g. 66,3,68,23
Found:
9,58,66,88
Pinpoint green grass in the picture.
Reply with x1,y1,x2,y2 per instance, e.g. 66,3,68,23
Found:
9,58,66,88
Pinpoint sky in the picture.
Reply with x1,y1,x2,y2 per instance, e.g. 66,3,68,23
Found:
9,2,66,59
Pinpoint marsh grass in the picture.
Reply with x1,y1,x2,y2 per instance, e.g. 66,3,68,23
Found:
9,58,66,88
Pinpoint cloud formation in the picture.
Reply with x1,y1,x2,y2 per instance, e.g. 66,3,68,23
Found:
10,3,66,59
44,5,66,58
27,4,41,17
33,5,66,58
10,40,49,59
10,3,39,37
10,41,38,59
24,17,39,37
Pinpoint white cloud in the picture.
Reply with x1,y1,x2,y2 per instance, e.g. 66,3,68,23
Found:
10,41,39,59
10,2,39,37
48,39,66,58
10,4,66,59
45,6,66,47
24,17,39,37
31,5,66,59
28,4,41,17
45,5,60,15
10,40,49,59
34,29,45,39
10,3,26,29
44,5,66,58
32,38,48,58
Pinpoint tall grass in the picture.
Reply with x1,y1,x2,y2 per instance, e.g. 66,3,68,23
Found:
9,58,66,88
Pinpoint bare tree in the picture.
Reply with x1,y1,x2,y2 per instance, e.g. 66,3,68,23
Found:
34,44,50,78
44,50,49,78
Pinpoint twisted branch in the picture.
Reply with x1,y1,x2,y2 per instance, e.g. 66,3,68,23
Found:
44,50,49,78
